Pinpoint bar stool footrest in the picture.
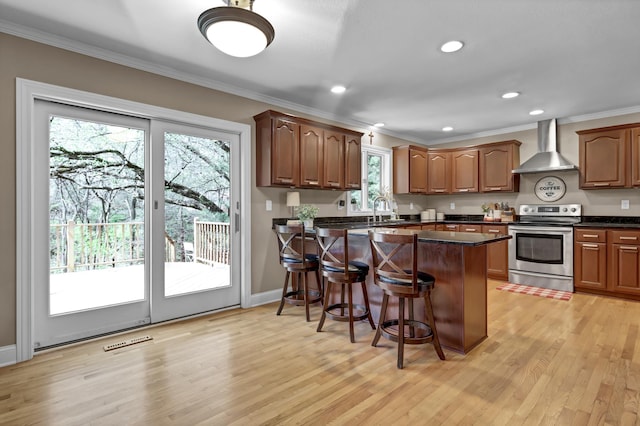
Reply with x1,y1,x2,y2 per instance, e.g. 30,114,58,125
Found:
283,289,322,306
323,303,371,322
379,319,434,345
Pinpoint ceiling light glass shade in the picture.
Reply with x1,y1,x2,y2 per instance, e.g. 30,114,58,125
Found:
501,91,520,99
440,40,464,53
198,6,275,58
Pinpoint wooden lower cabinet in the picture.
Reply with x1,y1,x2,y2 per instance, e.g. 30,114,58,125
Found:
436,223,508,280
574,228,607,290
609,230,640,295
574,227,640,298
482,225,508,281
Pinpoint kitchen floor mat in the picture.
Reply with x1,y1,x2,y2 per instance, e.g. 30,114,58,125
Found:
496,283,572,301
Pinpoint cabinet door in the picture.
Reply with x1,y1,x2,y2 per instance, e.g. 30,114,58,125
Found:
421,224,436,230
579,129,628,188
272,118,300,186
609,244,640,295
483,225,508,280
322,131,344,189
299,125,323,188
451,149,479,193
574,242,607,290
480,144,517,192
631,128,640,187
344,134,361,189
427,152,451,194
409,148,428,193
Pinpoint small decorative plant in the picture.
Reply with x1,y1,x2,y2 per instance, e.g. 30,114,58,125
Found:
297,204,319,221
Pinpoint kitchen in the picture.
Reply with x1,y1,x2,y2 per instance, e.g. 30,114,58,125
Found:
3,1,640,423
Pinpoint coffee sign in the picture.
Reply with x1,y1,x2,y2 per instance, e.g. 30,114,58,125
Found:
535,176,566,202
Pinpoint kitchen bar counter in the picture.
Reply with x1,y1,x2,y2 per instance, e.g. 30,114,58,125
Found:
336,227,510,354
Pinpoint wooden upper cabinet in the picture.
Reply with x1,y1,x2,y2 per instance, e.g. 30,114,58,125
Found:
451,149,478,193
578,126,630,189
631,128,640,187
344,134,362,190
299,125,323,188
270,117,300,186
253,110,363,189
393,145,428,194
427,151,451,194
323,131,344,189
479,141,521,192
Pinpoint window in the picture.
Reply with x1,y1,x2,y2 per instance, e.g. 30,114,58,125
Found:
348,145,392,215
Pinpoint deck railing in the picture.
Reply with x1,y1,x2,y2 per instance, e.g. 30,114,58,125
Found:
50,220,230,272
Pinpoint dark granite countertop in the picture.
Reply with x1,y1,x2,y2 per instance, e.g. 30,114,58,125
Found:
347,227,511,246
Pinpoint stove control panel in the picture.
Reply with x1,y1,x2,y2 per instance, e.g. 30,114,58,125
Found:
518,204,582,217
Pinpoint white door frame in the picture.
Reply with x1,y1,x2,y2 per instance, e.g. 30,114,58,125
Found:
16,78,252,362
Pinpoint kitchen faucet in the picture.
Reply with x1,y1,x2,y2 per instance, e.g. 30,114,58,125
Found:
372,194,392,223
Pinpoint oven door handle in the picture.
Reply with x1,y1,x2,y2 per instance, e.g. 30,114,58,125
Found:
509,226,573,233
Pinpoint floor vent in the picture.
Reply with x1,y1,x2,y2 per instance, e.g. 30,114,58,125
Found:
103,335,153,352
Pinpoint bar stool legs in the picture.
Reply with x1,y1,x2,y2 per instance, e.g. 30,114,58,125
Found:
317,280,375,343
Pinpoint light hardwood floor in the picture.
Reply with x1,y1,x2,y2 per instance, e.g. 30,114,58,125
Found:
1,280,639,425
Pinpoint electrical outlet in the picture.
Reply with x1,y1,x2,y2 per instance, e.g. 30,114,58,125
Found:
266,200,272,211
622,199,630,210
450,202,456,210
410,202,414,210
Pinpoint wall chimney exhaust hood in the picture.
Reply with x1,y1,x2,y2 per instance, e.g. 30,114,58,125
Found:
512,119,578,174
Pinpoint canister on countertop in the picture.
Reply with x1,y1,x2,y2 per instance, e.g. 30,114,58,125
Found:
420,210,430,221
427,208,436,219
436,212,444,221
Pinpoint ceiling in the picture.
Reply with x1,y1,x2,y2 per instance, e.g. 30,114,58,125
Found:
2,0,640,144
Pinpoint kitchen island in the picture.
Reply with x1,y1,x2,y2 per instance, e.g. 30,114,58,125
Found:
337,227,511,354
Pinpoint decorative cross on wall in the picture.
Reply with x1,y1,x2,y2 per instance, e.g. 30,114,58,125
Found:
368,131,374,145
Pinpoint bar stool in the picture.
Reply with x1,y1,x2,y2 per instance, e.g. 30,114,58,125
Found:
316,228,375,343
368,230,445,369
274,224,323,322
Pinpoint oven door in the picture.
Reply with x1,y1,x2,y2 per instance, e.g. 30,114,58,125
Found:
508,225,573,278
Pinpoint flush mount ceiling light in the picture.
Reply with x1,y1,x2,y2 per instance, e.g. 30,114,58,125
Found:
198,0,275,58
442,126,454,132
331,85,346,94
501,91,520,99
440,40,464,53
373,122,385,127
529,109,545,116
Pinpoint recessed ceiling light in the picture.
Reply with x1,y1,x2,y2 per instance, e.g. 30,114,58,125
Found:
442,126,454,132
501,92,520,99
440,40,464,53
529,109,544,116
331,85,346,94
374,122,385,127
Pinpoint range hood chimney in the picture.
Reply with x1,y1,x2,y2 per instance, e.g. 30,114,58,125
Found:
512,119,578,174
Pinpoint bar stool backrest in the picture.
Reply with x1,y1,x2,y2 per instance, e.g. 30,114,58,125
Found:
368,230,419,295
275,224,308,266
316,228,354,281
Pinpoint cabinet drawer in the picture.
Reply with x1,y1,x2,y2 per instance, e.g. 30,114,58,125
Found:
575,228,607,243
610,230,640,244
459,224,481,233
482,225,507,235
437,224,460,231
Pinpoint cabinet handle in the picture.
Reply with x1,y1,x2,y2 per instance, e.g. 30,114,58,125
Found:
592,183,611,187
280,178,293,183
581,234,599,238
487,229,500,233
487,187,502,191
464,228,477,232
582,244,599,248
457,189,469,192
620,246,639,251
620,236,638,240
434,189,445,193
307,181,319,185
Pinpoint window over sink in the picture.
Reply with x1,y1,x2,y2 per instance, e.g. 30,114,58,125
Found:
348,145,392,216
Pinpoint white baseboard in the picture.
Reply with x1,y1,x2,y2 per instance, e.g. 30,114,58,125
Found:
0,345,17,367
250,289,281,307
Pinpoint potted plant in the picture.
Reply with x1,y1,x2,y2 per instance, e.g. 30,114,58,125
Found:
297,204,319,229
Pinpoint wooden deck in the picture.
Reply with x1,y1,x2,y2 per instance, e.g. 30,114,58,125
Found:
49,261,230,315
